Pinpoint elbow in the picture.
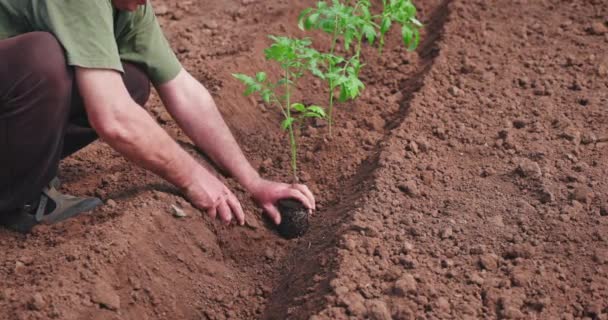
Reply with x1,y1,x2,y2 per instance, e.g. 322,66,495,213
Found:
88,111,134,145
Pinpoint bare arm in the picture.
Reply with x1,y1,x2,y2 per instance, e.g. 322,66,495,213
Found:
75,68,244,224
156,70,260,190
157,69,316,224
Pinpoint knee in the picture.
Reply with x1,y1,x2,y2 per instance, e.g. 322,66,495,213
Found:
17,32,73,96
122,63,151,107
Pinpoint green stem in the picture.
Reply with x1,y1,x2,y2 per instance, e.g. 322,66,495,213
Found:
326,15,340,138
284,69,298,182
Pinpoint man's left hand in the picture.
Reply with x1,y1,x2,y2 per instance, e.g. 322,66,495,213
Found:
248,179,316,225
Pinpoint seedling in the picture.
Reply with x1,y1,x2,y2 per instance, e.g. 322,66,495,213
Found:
233,36,326,181
298,0,422,135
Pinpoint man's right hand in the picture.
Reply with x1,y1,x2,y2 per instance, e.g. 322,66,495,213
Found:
183,169,245,226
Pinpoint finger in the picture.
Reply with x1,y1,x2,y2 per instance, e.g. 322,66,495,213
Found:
264,204,282,225
228,193,245,226
217,201,232,225
293,184,316,210
208,205,218,220
282,189,313,211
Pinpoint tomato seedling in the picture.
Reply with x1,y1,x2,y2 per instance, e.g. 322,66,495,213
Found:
298,0,422,135
233,36,326,181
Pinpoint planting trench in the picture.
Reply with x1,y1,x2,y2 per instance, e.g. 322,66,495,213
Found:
1,0,608,319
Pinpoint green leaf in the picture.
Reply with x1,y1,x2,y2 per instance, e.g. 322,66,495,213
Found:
408,29,420,51
402,25,413,47
298,8,313,29
291,103,307,112
281,117,295,130
362,24,376,45
305,12,321,30
304,112,325,118
256,72,267,82
233,73,255,85
261,89,272,103
380,17,392,35
306,105,326,117
410,17,423,28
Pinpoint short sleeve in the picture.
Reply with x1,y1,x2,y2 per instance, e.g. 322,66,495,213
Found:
41,0,123,73
115,3,182,85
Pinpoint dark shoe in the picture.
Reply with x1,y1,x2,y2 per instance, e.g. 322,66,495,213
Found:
0,178,102,233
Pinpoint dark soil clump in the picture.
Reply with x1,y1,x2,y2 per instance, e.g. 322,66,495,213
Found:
277,199,309,239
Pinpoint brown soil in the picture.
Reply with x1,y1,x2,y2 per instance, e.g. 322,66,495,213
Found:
1,0,608,319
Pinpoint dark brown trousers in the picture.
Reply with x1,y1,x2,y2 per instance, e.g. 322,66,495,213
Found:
0,32,151,214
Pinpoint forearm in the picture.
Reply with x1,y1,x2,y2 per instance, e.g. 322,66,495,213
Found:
75,68,209,191
158,71,261,190
94,101,206,190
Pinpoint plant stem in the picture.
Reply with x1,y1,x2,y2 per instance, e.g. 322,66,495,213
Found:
327,15,340,138
284,68,298,182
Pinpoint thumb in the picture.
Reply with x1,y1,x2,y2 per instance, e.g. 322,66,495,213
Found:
264,204,282,225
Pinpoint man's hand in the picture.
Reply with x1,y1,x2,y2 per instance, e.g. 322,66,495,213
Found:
248,179,316,225
182,168,245,226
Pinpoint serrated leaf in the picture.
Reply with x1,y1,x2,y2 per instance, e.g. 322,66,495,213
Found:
362,24,376,45
256,72,267,82
380,17,392,35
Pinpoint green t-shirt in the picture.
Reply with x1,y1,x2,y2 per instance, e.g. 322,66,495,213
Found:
0,0,182,85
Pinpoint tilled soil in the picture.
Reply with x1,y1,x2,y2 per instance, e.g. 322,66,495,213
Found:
1,0,607,319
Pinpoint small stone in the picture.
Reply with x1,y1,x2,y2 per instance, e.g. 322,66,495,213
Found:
393,274,417,296
448,86,462,97
516,158,542,178
91,280,121,311
365,300,391,320
581,132,598,145
264,248,275,260
171,205,187,218
106,199,117,208
14,261,26,274
402,242,414,253
571,186,593,204
436,297,451,311
203,20,219,30
540,188,555,204
398,180,420,197
469,273,485,285
28,293,46,311
440,227,453,239
589,22,608,35
479,254,499,271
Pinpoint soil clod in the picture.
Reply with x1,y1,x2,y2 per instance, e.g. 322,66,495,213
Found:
277,199,309,239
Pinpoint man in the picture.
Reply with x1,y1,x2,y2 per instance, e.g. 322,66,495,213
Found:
0,0,315,233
